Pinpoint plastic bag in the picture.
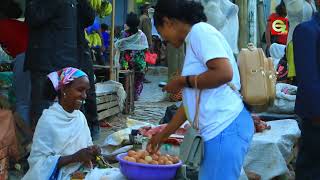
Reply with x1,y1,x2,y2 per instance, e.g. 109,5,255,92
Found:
201,0,239,54
268,83,297,114
145,51,157,65
85,168,126,180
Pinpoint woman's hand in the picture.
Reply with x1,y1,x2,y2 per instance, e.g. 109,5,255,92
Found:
147,133,167,154
88,145,101,156
58,145,101,169
74,145,101,164
163,76,185,94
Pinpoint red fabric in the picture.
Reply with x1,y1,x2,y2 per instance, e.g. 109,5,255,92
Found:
268,13,288,45
0,19,29,58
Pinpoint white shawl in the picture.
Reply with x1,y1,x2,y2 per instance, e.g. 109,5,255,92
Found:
114,30,149,67
22,103,93,180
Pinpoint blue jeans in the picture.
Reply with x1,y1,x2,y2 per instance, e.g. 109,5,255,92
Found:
13,53,31,127
199,108,254,180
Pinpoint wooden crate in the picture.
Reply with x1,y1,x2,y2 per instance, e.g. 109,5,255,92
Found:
119,70,135,114
96,93,120,121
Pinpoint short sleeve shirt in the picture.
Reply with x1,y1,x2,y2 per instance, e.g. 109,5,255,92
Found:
182,22,243,141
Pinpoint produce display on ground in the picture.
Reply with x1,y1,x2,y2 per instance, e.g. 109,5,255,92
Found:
123,150,180,165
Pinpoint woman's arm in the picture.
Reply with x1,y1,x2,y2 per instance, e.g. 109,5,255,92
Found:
266,20,272,48
160,106,187,140
166,58,233,92
147,106,187,153
57,154,79,169
188,58,233,89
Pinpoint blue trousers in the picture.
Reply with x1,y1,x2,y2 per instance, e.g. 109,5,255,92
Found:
199,108,254,180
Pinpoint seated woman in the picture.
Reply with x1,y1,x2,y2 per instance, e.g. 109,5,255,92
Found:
23,67,100,180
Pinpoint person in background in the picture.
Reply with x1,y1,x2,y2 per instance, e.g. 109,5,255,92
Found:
0,1,31,126
86,16,105,65
22,67,100,180
147,0,254,179
293,3,320,178
100,23,110,65
139,3,153,48
25,0,100,139
265,0,288,56
139,3,153,83
149,7,164,65
116,13,149,101
77,3,101,140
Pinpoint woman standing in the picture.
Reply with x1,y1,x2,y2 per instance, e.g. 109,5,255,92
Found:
115,13,149,100
265,0,288,55
147,0,254,179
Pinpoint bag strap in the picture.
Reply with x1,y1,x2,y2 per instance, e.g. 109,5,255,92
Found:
227,82,243,99
193,76,201,131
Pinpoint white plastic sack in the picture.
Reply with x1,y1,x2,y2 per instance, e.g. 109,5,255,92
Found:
243,119,301,180
201,0,239,54
269,43,286,69
268,83,297,114
283,0,316,43
95,81,127,111
102,118,154,146
85,168,126,180
101,145,133,157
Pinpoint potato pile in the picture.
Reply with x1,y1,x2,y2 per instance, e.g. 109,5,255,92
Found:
123,150,180,165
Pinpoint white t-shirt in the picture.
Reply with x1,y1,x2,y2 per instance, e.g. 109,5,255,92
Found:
182,22,244,141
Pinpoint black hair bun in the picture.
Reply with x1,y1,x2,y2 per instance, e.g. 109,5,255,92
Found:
154,0,207,27
181,1,207,24
126,12,140,34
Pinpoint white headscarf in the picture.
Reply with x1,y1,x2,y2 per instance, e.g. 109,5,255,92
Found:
114,30,149,67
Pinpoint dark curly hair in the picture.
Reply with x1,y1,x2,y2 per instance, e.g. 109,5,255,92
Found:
154,0,207,27
126,12,140,34
275,0,287,17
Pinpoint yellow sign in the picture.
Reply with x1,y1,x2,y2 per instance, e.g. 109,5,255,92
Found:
271,18,288,35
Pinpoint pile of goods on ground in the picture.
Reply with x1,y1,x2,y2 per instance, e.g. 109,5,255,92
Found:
122,150,180,165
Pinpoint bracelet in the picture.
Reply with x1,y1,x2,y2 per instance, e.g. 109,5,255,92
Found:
186,76,193,88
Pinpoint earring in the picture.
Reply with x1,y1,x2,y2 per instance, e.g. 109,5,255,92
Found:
63,92,66,97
